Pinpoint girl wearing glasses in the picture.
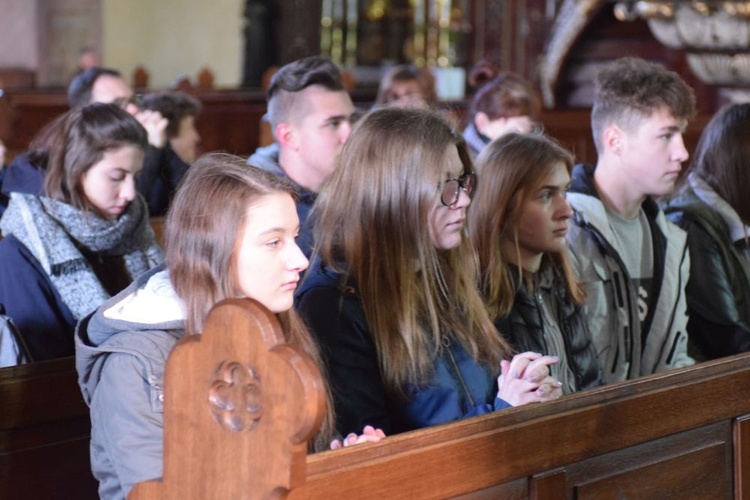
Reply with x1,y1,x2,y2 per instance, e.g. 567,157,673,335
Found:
470,133,603,395
0,103,162,361
296,108,562,437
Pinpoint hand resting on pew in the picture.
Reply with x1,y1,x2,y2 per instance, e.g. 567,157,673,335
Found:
330,424,387,450
497,351,563,406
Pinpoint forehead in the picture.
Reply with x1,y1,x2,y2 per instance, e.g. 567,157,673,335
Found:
443,145,463,176
242,192,298,233
296,86,353,122
537,161,570,186
92,75,133,103
631,106,686,134
91,145,144,173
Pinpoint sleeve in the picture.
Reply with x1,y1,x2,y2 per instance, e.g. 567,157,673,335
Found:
89,352,164,499
136,145,167,216
0,237,76,360
297,285,392,436
683,222,750,358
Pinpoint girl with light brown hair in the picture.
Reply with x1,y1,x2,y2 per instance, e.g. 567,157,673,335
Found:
470,132,603,394
296,107,562,437
76,154,382,500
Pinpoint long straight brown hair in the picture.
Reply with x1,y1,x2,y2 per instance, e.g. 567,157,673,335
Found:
313,107,510,395
470,132,583,320
165,153,334,448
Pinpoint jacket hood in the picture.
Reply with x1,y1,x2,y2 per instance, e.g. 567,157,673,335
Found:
75,265,186,405
1,153,45,196
569,163,663,230
247,143,281,174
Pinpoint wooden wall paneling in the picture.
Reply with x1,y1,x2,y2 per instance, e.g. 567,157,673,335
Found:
567,422,732,499
734,415,750,499
530,468,568,500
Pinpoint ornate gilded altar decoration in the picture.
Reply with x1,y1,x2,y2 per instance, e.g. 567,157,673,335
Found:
537,0,605,108
615,1,750,100
321,1,460,70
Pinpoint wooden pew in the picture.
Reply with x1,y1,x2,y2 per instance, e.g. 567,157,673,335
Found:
0,356,98,499
131,296,750,499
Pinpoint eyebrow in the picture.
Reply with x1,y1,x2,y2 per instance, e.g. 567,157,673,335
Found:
660,124,685,133
323,113,352,124
257,225,300,237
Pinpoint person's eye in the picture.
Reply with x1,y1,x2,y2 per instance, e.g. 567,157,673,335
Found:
326,119,341,130
540,191,552,201
660,133,673,142
109,176,125,183
265,239,281,249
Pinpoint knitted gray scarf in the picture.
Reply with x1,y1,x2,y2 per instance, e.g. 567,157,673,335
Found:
0,193,163,319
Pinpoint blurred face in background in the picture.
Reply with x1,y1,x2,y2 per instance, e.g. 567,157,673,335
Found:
170,115,201,164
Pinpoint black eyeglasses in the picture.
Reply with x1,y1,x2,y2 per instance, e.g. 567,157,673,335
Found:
438,172,476,206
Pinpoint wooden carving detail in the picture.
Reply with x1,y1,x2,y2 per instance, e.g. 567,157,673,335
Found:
537,0,605,108
129,298,325,499
208,361,262,433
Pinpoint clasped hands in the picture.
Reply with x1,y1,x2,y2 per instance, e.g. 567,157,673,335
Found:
497,351,563,406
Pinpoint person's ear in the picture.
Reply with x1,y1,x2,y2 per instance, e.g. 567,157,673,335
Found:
275,122,298,151
603,125,623,155
474,112,492,133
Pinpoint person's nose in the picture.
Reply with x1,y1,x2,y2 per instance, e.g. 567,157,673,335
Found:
453,186,472,209
672,134,689,164
121,177,136,203
287,241,309,272
339,120,352,144
556,195,573,220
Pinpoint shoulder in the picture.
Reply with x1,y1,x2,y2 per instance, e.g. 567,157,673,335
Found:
0,235,45,275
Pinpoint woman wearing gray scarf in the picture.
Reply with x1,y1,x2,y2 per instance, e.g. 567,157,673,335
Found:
0,104,163,361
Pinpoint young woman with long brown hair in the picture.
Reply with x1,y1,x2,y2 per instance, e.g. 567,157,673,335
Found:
296,108,561,437
76,154,382,500
470,133,603,394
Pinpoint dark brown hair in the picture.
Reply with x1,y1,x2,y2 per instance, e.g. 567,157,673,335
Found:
139,91,202,138
266,56,346,133
591,57,696,154
689,103,750,224
41,103,147,212
468,60,540,122
374,64,437,106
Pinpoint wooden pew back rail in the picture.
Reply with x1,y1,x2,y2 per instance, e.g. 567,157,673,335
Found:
128,294,750,499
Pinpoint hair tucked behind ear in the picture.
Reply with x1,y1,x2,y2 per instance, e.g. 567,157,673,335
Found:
165,153,334,450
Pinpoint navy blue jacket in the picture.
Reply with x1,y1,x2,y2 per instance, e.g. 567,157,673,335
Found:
296,261,510,436
0,235,76,360
0,154,44,216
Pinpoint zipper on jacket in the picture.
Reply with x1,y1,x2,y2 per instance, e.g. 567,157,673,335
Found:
577,221,637,379
441,336,476,409
663,244,689,366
